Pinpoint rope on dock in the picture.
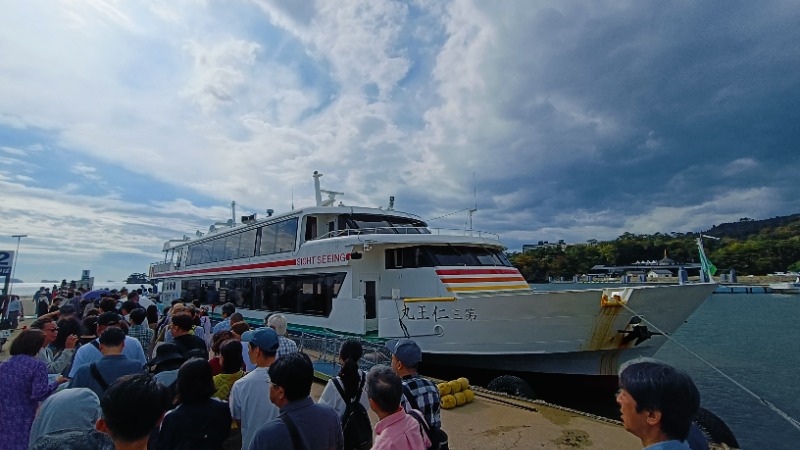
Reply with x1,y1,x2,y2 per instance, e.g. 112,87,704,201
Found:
621,303,800,433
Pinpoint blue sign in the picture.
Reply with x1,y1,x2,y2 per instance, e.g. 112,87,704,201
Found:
0,251,14,273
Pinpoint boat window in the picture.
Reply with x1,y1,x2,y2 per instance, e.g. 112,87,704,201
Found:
428,246,477,266
385,247,435,269
210,237,225,262
261,218,298,255
304,216,317,241
191,272,345,317
385,246,511,268
238,228,257,258
224,233,240,260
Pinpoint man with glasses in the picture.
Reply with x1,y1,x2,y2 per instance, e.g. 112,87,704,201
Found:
248,352,343,450
30,317,78,374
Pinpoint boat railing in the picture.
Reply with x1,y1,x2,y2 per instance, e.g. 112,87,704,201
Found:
149,261,175,276
292,329,391,378
317,227,500,240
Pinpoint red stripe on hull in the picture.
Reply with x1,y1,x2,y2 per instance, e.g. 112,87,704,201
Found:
435,268,521,276
439,276,527,283
159,258,296,277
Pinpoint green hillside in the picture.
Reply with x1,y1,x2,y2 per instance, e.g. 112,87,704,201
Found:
509,214,800,280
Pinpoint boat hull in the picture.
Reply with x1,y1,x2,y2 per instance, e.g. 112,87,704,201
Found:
377,283,715,375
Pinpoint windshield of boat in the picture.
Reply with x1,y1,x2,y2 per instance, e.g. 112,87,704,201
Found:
343,214,429,234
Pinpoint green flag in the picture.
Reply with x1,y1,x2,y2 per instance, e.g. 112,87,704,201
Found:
699,247,717,276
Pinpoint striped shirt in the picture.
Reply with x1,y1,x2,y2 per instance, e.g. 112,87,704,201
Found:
127,324,154,352
276,335,298,359
401,374,442,429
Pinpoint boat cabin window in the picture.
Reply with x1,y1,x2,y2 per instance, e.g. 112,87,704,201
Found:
184,219,296,267
385,246,512,269
304,216,317,241
260,218,298,255
181,272,345,317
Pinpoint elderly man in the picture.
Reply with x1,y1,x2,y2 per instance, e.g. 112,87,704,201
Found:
30,317,78,374
267,313,298,359
367,364,429,449
616,360,700,449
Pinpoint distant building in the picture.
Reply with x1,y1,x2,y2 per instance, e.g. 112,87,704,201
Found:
658,250,675,266
523,240,567,252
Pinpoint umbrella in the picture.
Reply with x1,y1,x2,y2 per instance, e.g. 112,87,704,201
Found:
81,289,111,301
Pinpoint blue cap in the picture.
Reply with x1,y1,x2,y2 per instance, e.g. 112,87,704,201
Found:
241,327,279,352
385,338,422,366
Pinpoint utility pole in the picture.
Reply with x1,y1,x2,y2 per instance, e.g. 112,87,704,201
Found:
9,234,27,297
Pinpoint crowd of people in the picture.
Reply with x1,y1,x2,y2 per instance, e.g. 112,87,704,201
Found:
0,286,451,450
1,285,709,450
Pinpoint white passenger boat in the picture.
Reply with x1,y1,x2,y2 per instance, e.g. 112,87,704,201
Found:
149,172,715,376
769,277,800,294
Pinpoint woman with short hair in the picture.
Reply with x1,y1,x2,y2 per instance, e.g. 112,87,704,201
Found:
0,329,69,450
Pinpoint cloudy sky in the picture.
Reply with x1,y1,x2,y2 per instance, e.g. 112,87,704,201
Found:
1,0,798,284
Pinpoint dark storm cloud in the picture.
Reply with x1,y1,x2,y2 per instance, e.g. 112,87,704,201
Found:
448,0,800,246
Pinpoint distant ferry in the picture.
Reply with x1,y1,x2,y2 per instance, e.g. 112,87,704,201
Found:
125,273,151,284
149,172,715,376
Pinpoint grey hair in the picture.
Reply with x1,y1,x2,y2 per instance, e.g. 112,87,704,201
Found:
267,313,288,336
366,364,403,413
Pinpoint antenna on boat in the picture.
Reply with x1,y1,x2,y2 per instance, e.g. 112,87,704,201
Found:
467,172,477,230
230,201,236,225
312,171,344,207
313,171,323,206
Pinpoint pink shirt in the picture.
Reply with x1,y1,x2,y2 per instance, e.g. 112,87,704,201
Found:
372,409,431,450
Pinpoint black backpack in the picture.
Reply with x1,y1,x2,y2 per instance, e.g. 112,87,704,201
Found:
403,385,449,450
332,373,373,450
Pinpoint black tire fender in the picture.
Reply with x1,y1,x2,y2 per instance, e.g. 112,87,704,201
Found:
487,375,537,399
691,407,739,449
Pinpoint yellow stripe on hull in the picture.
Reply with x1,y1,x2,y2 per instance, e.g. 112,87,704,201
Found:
403,296,458,303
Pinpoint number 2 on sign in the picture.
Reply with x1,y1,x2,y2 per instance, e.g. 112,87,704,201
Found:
0,251,12,266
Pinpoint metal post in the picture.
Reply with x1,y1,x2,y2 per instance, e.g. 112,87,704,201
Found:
9,234,27,297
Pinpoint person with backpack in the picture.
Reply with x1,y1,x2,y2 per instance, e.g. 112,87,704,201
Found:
318,339,372,449
367,365,430,450
68,327,145,400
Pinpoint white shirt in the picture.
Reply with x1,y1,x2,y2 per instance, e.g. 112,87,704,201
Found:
317,370,370,418
229,367,279,450
137,296,154,311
